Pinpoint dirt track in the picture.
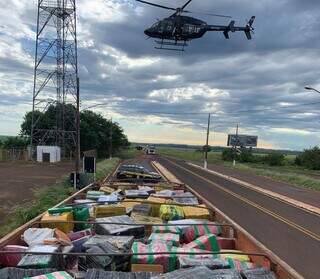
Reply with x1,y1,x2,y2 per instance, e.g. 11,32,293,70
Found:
0,161,73,221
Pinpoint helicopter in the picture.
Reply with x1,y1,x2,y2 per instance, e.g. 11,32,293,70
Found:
136,0,255,51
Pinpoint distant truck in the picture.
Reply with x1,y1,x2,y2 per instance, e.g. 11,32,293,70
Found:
146,145,156,155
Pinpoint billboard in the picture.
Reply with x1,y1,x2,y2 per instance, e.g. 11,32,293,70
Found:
227,134,258,147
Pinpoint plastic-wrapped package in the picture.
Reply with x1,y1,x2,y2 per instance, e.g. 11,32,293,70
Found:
159,205,184,221
0,245,28,267
131,213,163,225
0,268,56,279
72,235,91,252
152,225,182,235
125,190,150,199
226,259,255,271
148,233,180,247
94,215,145,238
93,205,126,218
172,197,199,205
131,241,177,272
83,235,134,251
85,269,154,279
241,268,277,279
211,269,243,279
132,204,152,216
152,190,175,198
146,197,167,216
178,257,230,269
74,207,90,231
151,266,216,279
182,206,211,220
17,245,60,269
138,186,156,194
22,228,55,247
86,191,104,200
183,234,220,252
85,246,113,270
24,271,73,279
68,229,92,241
184,224,222,243
97,194,120,204
221,251,251,262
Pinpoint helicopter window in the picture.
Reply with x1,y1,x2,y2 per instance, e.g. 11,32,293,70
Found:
183,24,200,34
166,23,173,32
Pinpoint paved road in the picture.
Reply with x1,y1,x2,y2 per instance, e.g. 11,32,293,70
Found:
193,162,320,208
158,156,320,279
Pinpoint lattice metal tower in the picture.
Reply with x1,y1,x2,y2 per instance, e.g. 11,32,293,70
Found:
31,0,79,156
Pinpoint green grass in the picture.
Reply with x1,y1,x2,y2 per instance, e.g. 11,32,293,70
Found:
158,148,320,191
116,148,142,160
0,158,120,238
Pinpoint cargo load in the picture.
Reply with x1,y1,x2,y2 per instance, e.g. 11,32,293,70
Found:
182,205,211,220
159,205,184,221
41,212,74,234
93,205,126,218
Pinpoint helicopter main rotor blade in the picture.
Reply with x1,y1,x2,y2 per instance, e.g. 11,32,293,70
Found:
184,10,232,19
181,0,193,10
135,0,176,11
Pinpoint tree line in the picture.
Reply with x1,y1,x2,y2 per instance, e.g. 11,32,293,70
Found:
1,105,130,158
222,146,320,170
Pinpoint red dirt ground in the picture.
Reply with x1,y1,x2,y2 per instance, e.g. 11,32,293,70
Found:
0,161,73,221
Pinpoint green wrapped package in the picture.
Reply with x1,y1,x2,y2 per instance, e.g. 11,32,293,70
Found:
24,271,73,279
74,207,90,231
159,205,184,221
48,207,73,215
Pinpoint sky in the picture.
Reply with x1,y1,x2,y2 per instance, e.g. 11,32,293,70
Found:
1,0,320,150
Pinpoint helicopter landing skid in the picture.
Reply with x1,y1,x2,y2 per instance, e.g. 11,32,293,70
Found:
154,39,188,51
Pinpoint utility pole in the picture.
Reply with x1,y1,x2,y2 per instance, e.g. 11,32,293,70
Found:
109,118,113,160
204,113,211,169
74,77,80,190
233,124,239,167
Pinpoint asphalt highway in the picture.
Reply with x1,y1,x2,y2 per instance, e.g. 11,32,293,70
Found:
157,156,320,279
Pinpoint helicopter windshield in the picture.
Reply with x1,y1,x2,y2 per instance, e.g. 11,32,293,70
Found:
151,22,160,28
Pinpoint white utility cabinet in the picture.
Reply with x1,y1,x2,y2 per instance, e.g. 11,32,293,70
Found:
37,146,61,163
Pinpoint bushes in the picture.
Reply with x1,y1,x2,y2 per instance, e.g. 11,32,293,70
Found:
295,147,320,170
221,148,285,166
263,153,285,166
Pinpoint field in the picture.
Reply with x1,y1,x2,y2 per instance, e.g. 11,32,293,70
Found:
0,158,120,237
0,161,74,222
158,147,320,191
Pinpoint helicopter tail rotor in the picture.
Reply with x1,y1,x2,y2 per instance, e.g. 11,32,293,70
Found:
245,16,255,40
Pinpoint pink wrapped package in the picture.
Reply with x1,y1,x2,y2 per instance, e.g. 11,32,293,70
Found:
183,234,220,252
131,241,177,272
148,233,180,246
0,245,28,267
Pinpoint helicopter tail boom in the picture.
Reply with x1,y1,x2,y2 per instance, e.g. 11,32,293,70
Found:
207,16,255,40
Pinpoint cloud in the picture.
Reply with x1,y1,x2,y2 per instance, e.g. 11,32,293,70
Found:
1,0,320,150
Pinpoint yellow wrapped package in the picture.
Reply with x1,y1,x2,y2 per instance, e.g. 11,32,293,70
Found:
159,205,184,221
131,213,163,225
41,212,74,234
221,250,251,262
182,205,211,220
155,184,173,192
147,197,167,216
120,199,144,211
93,205,126,218
99,186,115,194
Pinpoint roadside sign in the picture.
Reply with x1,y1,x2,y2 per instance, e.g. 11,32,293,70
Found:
83,156,96,174
227,134,258,147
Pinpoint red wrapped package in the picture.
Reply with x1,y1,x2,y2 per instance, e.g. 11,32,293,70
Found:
0,245,28,267
184,223,222,243
183,234,220,252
